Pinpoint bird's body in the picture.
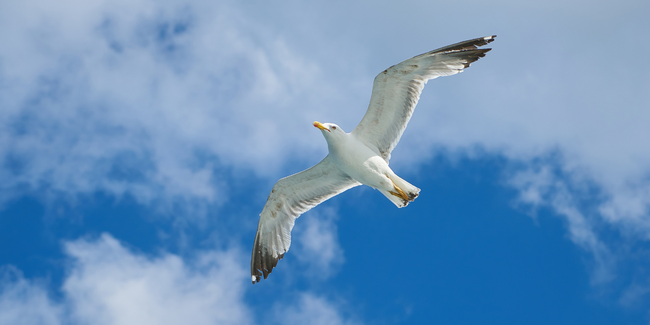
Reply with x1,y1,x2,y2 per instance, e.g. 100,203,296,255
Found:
251,35,496,283
328,131,378,186
318,123,420,207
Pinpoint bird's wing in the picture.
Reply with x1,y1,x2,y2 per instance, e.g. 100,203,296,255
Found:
251,155,360,283
352,35,495,161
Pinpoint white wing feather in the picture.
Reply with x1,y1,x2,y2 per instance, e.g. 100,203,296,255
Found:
251,155,360,283
352,35,496,161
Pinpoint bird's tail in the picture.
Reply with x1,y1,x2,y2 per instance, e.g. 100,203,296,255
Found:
379,174,420,208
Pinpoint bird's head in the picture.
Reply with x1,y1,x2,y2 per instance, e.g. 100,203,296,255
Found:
313,121,346,142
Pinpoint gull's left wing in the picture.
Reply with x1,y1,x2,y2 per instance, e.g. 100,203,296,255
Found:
352,35,495,161
251,155,360,283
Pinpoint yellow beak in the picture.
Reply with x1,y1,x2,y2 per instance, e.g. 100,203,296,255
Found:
313,121,329,132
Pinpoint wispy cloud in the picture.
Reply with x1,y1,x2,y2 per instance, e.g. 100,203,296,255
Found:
0,234,360,325
275,293,360,325
0,267,62,325
0,235,254,325
0,0,360,211
509,165,615,283
293,209,345,280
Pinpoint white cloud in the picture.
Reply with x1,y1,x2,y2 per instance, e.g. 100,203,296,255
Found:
0,267,62,325
63,234,252,325
276,293,359,325
509,166,615,283
0,234,360,325
0,0,360,209
293,209,345,280
1,235,253,325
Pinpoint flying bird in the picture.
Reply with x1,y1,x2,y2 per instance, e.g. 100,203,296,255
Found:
251,35,496,283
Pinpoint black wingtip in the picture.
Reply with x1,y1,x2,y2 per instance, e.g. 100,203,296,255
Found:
251,229,285,284
433,36,496,69
428,35,497,56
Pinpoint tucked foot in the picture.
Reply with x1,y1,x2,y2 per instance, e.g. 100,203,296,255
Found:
381,174,420,208
388,179,411,205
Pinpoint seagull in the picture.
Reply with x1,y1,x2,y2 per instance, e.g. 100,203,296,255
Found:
251,35,496,283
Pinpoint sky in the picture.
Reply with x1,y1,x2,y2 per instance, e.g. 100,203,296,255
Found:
1,0,649,324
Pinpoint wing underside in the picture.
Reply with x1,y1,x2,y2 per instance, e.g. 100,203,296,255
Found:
352,35,496,161
251,155,360,283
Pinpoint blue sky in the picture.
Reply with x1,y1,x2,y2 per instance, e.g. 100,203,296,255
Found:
1,0,650,324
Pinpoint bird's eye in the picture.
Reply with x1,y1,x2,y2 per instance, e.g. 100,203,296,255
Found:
332,126,337,130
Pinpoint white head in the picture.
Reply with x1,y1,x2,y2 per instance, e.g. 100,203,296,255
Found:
313,121,346,143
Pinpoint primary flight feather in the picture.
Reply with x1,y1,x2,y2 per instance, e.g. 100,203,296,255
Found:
251,35,496,283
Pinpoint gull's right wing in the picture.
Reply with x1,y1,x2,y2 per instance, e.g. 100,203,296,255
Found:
352,36,496,162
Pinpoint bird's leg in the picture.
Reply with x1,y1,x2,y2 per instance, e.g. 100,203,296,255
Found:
387,175,409,201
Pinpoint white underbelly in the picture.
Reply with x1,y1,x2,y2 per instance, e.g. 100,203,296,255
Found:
329,140,392,190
